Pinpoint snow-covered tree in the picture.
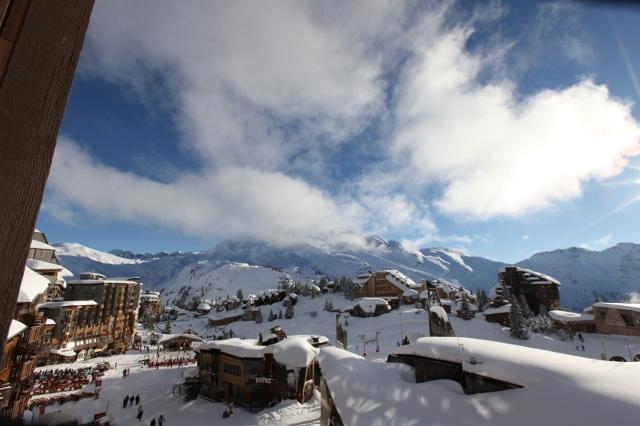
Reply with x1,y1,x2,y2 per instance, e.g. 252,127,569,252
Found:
475,289,488,311
285,303,295,319
518,294,533,320
255,309,263,324
458,296,475,320
268,309,277,321
278,310,283,320
163,321,172,334
509,296,529,340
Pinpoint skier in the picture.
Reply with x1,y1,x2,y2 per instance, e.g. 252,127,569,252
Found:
158,414,165,426
123,395,129,408
137,405,144,422
135,395,140,405
150,418,156,426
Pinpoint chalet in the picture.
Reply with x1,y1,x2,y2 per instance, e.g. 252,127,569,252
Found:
357,270,422,304
592,302,640,337
483,304,511,326
64,272,141,353
158,333,203,351
196,302,212,315
549,310,596,333
27,230,69,301
196,332,329,410
37,300,100,360
497,266,561,314
349,298,391,317
208,311,248,327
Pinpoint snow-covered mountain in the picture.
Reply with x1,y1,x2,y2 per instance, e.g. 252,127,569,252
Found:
54,239,640,309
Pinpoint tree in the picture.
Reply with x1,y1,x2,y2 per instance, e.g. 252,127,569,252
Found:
236,288,244,300
475,289,488,311
278,310,283,320
142,312,156,331
268,309,276,321
255,309,263,324
458,296,475,320
324,298,334,311
285,303,295,319
509,296,529,340
518,294,533,321
163,321,172,334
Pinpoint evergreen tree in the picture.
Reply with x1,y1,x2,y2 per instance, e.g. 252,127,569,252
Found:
278,310,283,320
268,309,276,321
459,296,475,320
509,296,529,340
255,309,263,323
236,288,244,300
518,294,533,320
163,321,172,334
500,282,510,302
285,303,295,319
475,289,488,311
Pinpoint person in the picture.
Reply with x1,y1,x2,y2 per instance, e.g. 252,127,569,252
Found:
137,405,144,422
123,370,127,379
123,395,129,408
130,395,135,406
135,395,140,405
222,410,230,418
578,333,584,343
576,345,580,351
150,418,156,426
158,414,165,426
581,344,585,351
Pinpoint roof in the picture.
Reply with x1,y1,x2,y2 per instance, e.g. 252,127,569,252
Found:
26,258,63,271
45,318,56,325
592,302,640,313
196,302,212,311
549,310,595,323
38,300,98,309
7,319,27,339
158,333,203,344
383,269,421,289
30,239,56,251
355,298,389,314
18,267,50,303
483,304,511,315
353,274,371,285
502,266,561,286
49,348,77,357
66,279,138,285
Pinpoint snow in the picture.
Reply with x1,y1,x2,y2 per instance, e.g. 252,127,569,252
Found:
30,239,56,251
592,302,640,313
38,300,98,308
430,305,448,322
269,335,320,368
18,266,50,303
356,298,389,314
54,242,143,265
549,310,595,322
26,258,62,271
432,248,474,272
49,348,77,357
196,302,211,311
45,318,56,325
383,269,421,289
197,338,264,358
320,338,640,426
7,319,27,339
353,274,372,285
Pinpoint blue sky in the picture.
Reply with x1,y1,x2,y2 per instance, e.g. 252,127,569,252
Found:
38,0,640,263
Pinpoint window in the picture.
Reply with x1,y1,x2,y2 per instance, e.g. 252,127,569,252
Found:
621,313,634,327
223,363,240,376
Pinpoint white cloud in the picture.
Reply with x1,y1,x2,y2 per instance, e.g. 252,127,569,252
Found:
389,23,640,220
45,1,640,249
579,234,614,251
521,235,529,240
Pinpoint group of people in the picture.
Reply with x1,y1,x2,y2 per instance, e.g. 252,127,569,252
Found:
147,357,194,369
122,368,132,378
32,367,93,394
33,367,92,382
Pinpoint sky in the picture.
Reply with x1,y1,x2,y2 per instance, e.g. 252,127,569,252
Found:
37,0,640,263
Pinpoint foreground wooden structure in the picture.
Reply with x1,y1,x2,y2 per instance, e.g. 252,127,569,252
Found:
0,0,94,374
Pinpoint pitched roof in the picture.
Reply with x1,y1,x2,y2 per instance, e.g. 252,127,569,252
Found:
18,267,50,303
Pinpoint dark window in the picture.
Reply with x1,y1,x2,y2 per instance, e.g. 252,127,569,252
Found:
223,363,241,376
621,313,634,327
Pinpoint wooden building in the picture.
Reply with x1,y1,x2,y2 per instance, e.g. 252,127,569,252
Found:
549,310,596,333
139,290,162,320
158,333,203,351
483,304,511,326
592,302,640,337
349,298,391,317
64,272,141,353
498,266,560,314
357,270,422,304
197,333,329,410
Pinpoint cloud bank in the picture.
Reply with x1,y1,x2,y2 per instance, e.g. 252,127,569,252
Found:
45,0,640,248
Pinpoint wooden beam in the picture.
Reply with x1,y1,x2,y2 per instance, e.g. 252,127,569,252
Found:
0,0,94,365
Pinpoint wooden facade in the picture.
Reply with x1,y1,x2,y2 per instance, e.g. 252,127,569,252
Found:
593,303,640,337
358,271,422,303
499,267,560,314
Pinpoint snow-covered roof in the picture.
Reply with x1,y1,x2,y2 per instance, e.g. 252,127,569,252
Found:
502,266,561,286
196,302,211,311
592,302,640,313
355,298,389,314
319,339,640,426
311,285,321,292
158,333,203,344
26,258,63,271
383,269,421,289
549,310,595,323
483,304,511,315
7,319,27,339
50,348,77,357
38,300,97,309
18,267,50,303
353,274,371,285
583,306,593,314
45,318,56,326
30,239,55,251
67,278,138,285
419,290,430,299
198,335,327,368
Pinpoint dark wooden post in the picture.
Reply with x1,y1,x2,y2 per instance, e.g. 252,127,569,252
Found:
0,0,94,365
